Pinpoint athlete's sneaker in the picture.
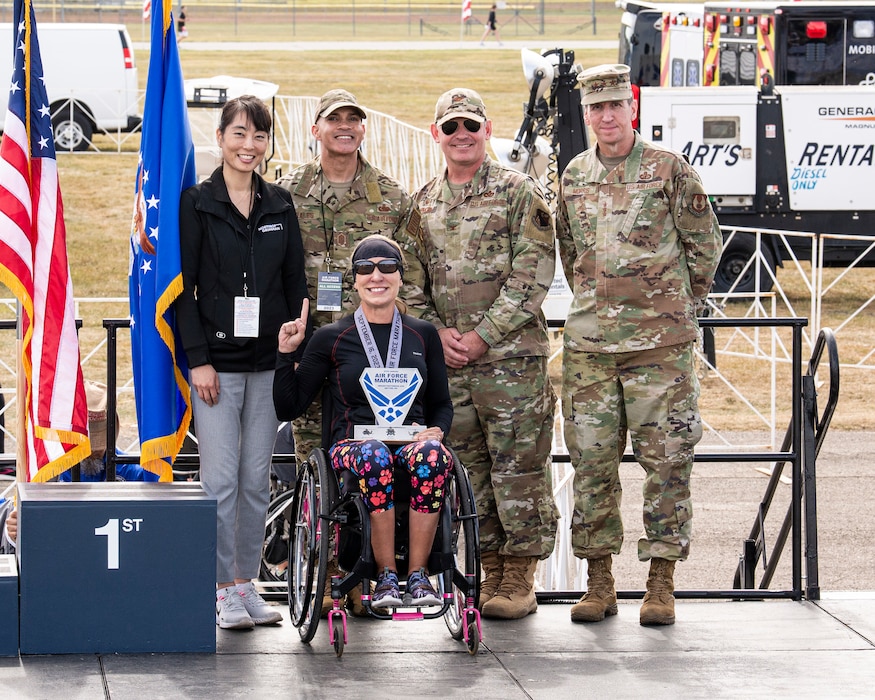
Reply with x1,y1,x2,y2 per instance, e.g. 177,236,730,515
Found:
372,568,403,609
216,586,255,629
406,568,442,607
236,581,283,625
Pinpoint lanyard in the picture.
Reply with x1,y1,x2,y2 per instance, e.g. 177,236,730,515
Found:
232,176,257,296
318,159,361,270
354,306,402,369
319,168,335,269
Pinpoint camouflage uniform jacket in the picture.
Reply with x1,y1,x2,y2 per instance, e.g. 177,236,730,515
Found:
556,133,722,354
277,153,431,329
415,157,555,363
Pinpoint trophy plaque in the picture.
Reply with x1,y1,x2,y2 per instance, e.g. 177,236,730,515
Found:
354,367,423,443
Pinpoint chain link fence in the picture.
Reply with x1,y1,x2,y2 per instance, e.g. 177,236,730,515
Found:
0,1,608,40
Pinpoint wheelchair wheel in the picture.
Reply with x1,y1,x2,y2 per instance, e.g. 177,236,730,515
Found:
443,455,481,641
465,616,480,655
260,485,295,600
332,623,345,658
288,449,336,643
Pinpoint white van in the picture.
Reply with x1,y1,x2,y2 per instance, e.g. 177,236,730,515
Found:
0,23,141,151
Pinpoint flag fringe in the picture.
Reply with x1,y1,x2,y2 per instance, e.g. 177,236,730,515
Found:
139,364,191,483
30,438,90,483
140,427,185,482
0,267,31,310
154,272,183,350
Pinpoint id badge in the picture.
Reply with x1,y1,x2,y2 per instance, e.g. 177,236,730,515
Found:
234,296,260,337
316,271,343,312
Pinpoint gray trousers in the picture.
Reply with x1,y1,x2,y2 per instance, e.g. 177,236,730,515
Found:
192,370,279,583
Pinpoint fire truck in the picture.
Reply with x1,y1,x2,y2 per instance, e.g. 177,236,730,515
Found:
494,47,875,294
619,1,875,90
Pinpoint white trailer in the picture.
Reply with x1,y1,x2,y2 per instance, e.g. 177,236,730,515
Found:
639,83,875,290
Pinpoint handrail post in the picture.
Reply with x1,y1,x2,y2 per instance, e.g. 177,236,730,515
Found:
103,319,129,482
802,373,820,600
790,323,804,599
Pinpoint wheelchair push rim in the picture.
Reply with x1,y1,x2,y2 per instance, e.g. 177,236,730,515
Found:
287,453,333,642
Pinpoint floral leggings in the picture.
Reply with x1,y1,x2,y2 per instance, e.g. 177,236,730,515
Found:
329,438,452,514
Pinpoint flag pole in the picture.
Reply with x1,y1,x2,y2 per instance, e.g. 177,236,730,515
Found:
461,0,472,46
15,0,29,484
15,302,24,483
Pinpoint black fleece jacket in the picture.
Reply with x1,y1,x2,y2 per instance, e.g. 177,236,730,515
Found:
176,166,309,372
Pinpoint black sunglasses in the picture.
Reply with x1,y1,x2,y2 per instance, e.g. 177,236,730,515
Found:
353,260,401,276
440,118,482,136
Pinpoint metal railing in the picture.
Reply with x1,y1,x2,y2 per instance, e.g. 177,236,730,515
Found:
537,317,833,601
1,314,832,600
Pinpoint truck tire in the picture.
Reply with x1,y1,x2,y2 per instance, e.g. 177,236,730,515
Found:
51,107,93,152
713,233,776,295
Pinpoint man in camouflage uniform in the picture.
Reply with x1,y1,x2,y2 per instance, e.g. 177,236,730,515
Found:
556,65,722,626
276,88,430,616
276,89,430,466
415,88,559,620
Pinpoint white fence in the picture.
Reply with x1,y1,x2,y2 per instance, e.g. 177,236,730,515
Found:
75,92,443,195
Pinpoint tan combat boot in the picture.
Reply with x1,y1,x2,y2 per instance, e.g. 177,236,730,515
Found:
478,550,505,610
320,561,342,618
480,555,538,619
640,558,676,626
570,555,618,623
345,583,367,617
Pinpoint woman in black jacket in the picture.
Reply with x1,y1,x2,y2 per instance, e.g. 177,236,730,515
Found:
177,95,308,630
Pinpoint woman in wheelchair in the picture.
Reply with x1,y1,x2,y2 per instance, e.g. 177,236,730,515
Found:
274,235,454,609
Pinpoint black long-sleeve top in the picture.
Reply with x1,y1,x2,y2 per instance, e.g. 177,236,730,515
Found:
273,313,453,447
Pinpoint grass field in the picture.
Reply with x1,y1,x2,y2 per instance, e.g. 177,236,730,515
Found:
38,1,622,44
2,8,873,436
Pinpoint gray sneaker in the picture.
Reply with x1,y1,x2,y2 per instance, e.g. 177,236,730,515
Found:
216,586,255,629
372,568,403,609
236,582,283,625
406,568,441,607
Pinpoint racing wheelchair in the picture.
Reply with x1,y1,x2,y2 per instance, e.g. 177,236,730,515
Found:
287,443,482,657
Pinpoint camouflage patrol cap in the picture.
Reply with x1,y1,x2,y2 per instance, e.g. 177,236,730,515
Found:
315,88,367,122
434,88,487,127
579,64,633,105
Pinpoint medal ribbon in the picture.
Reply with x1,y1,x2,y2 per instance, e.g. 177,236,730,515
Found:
354,306,403,369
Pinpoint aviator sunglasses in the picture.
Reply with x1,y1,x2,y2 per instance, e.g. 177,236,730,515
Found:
440,118,482,136
353,259,401,276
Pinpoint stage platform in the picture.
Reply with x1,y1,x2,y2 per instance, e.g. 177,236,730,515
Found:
1,593,873,698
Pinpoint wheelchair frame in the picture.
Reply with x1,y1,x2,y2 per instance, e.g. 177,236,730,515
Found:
288,446,482,657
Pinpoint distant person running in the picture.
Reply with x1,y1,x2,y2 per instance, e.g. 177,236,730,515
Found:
177,5,188,43
480,4,502,46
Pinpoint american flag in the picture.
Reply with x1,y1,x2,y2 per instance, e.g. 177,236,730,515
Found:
0,0,90,481
143,0,151,20
128,0,195,480
462,0,472,21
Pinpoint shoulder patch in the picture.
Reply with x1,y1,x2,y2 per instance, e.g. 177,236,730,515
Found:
524,202,555,244
534,208,552,229
689,193,709,217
